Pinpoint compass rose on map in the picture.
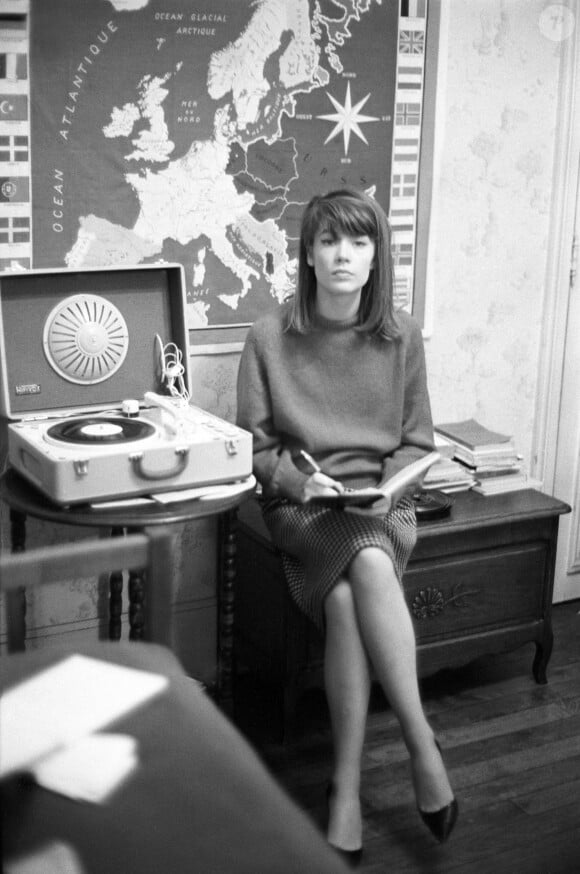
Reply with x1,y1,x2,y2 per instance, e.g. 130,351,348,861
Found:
317,82,379,157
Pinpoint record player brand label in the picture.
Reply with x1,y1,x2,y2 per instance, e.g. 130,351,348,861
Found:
15,383,41,395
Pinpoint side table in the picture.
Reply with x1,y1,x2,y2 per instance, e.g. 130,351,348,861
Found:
0,468,253,707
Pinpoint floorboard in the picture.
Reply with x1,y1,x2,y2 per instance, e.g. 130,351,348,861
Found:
234,599,580,874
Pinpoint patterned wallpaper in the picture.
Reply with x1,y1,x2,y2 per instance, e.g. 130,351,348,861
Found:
424,0,564,473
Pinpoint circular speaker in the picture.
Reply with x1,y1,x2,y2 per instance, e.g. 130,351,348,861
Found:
43,294,129,385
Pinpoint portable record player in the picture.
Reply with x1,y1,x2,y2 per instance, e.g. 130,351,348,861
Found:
0,265,252,505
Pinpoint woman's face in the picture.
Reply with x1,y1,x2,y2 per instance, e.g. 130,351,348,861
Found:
307,227,375,304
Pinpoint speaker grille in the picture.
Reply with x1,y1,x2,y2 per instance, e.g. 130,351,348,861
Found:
43,294,129,385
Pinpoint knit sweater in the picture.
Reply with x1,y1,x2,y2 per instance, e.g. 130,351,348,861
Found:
236,303,434,503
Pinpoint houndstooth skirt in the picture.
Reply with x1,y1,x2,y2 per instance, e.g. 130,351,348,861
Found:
261,496,417,632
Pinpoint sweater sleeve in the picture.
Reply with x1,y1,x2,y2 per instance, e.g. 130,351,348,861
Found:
380,316,435,488
236,328,309,502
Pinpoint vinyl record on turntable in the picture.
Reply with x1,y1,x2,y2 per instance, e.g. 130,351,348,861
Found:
43,294,129,385
46,416,156,445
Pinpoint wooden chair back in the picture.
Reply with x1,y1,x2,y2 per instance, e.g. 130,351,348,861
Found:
0,527,175,652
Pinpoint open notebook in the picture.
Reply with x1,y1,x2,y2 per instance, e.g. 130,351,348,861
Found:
310,451,441,508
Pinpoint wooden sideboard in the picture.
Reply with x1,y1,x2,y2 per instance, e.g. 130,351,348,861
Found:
234,489,570,736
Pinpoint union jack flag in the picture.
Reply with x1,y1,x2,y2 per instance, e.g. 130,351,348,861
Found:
0,134,28,162
0,214,30,243
399,30,425,54
396,102,421,125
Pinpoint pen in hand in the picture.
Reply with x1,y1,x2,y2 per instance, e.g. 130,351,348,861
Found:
298,449,322,475
298,450,344,496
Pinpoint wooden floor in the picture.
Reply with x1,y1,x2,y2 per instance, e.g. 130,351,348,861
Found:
234,600,580,874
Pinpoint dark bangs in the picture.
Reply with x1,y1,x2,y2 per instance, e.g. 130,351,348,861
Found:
287,188,400,340
301,192,378,248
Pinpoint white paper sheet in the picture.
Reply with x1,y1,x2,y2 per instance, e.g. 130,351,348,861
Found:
0,654,167,778
33,733,139,803
152,474,256,504
4,840,87,874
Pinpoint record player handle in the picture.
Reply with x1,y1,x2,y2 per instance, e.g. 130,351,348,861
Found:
129,448,190,481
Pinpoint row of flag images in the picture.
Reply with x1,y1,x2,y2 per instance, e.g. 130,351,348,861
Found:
0,9,31,267
390,5,428,306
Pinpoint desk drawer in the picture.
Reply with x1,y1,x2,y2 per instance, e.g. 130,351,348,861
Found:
404,542,546,642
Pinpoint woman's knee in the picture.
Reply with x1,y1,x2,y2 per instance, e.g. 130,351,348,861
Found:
349,547,399,593
350,546,394,577
324,578,356,624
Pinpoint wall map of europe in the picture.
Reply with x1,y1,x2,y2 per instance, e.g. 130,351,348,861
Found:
29,0,427,342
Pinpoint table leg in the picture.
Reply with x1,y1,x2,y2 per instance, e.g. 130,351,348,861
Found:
109,527,124,641
126,526,146,641
533,523,558,684
128,564,146,641
533,621,553,684
217,509,237,710
6,510,26,652
109,527,147,642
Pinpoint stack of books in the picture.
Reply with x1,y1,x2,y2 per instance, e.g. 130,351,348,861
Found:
434,418,541,496
421,434,476,493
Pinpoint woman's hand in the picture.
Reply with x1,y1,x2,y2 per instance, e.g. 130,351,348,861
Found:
302,472,345,503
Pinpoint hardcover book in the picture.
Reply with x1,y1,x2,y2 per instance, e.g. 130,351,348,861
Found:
310,451,441,507
434,419,513,450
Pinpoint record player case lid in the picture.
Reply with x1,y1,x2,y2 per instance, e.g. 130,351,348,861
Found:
0,264,190,420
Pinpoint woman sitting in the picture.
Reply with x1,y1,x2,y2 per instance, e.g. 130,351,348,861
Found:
236,187,458,864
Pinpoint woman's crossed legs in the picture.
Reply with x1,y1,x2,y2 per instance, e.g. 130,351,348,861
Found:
323,547,455,852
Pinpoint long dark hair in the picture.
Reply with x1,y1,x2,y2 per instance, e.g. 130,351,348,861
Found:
286,187,399,339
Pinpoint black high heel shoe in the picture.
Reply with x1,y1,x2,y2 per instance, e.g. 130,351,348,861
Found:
417,741,458,843
329,844,363,868
418,796,458,843
325,782,363,867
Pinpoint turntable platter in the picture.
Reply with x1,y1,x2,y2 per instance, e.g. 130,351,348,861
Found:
46,416,157,445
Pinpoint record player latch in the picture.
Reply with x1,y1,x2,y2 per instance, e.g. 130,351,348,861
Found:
73,459,90,477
